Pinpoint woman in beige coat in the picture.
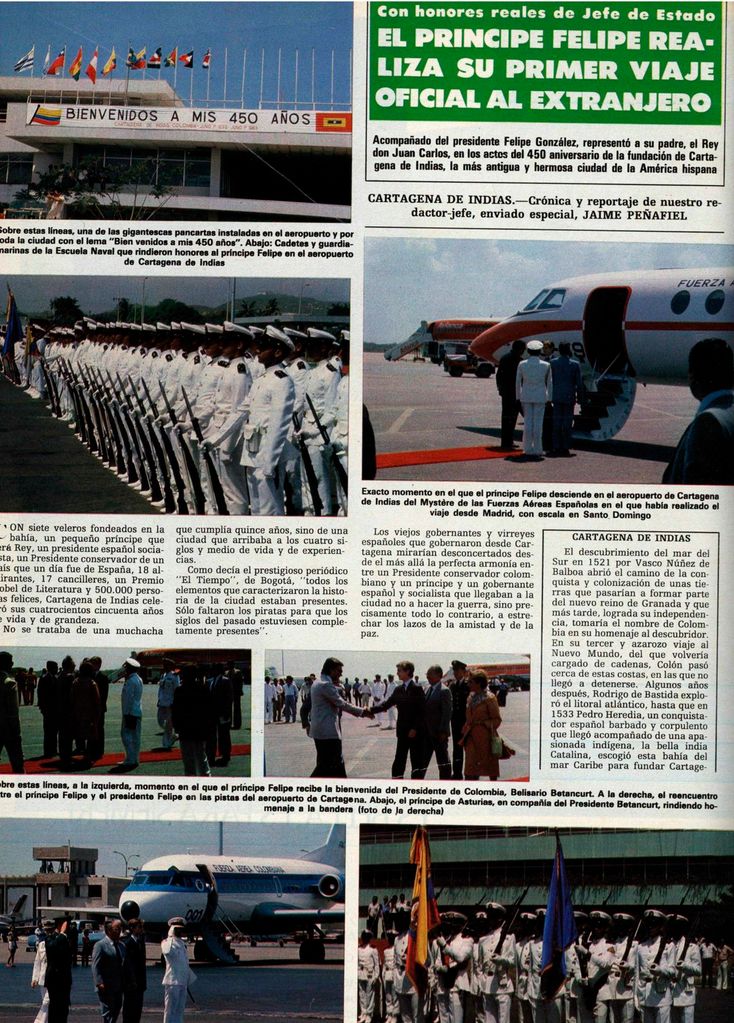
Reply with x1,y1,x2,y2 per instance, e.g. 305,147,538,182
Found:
460,672,502,780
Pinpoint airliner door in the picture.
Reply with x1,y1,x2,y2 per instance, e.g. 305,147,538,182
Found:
583,287,633,376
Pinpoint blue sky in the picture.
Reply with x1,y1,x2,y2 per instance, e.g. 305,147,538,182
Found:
365,238,734,345
0,2,353,108
2,821,337,876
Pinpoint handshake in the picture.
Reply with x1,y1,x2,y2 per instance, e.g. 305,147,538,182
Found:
361,708,375,719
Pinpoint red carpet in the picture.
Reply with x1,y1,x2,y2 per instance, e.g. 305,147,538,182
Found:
1,744,251,774
377,446,522,469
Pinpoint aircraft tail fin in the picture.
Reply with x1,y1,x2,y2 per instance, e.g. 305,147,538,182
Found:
300,825,345,869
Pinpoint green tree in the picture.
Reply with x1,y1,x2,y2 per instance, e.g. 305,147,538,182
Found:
263,297,280,316
50,296,84,326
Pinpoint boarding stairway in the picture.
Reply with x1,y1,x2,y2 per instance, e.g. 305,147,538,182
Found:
572,357,637,442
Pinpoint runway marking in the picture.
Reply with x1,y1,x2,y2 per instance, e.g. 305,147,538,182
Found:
387,407,415,434
1,744,251,774
377,445,522,468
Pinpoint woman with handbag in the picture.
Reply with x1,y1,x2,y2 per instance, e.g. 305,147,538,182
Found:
460,671,503,781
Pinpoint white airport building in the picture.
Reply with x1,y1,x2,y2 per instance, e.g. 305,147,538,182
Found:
0,77,351,220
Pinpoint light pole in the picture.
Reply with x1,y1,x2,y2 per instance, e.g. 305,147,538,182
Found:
113,851,140,876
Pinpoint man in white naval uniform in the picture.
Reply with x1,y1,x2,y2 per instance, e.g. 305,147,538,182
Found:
584,911,618,1023
178,327,224,513
358,929,380,1023
161,917,194,1023
394,909,425,1023
515,913,537,1023
299,328,341,515
119,658,143,769
527,909,563,1023
516,339,552,460
431,913,474,1023
634,911,677,1023
281,327,311,514
330,332,349,515
241,326,295,516
607,913,637,1023
384,930,400,1023
668,914,701,1023
156,658,180,750
477,903,515,1023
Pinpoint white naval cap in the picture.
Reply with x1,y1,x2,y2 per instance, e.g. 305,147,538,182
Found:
124,657,141,669
223,321,254,337
526,339,544,353
283,327,308,340
156,322,172,331
264,324,294,351
180,322,207,336
307,327,337,342
205,323,224,335
141,322,157,333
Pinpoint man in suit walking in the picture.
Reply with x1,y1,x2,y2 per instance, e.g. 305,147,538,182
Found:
42,918,73,1023
516,339,552,460
495,339,526,449
309,657,373,777
372,661,427,779
423,665,452,780
122,918,147,1023
549,342,584,457
663,337,734,484
92,919,127,1023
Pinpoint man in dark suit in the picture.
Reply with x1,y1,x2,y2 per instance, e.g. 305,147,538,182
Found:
549,342,584,456
663,337,734,485
43,918,73,1023
92,919,127,1023
423,665,452,780
449,660,471,780
371,660,427,779
122,918,147,1023
495,339,526,449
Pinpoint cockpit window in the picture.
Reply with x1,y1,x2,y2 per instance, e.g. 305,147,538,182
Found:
520,288,566,313
128,869,200,889
671,290,690,315
705,289,725,315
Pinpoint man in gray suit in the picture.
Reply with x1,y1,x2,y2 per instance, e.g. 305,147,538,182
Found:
663,337,734,484
92,919,126,1023
423,665,452,780
309,657,372,778
549,342,584,457
516,339,552,460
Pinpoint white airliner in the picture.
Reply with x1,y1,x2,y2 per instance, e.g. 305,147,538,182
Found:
466,267,734,440
118,825,345,964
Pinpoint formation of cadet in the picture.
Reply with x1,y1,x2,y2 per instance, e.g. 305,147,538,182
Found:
8,317,349,516
359,904,719,1023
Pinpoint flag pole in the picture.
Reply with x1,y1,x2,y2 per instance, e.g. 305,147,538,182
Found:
276,48,281,107
206,51,211,106
189,61,194,107
294,49,299,109
223,47,228,106
330,49,335,110
258,48,265,109
311,48,315,110
240,48,247,108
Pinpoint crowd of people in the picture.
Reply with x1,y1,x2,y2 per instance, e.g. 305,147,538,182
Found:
27,914,194,1023
266,658,517,781
3,315,349,515
358,900,733,1023
0,651,245,776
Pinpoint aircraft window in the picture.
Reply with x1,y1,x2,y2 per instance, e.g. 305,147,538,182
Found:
538,289,566,310
705,289,725,315
671,290,690,315
214,874,278,894
521,289,549,311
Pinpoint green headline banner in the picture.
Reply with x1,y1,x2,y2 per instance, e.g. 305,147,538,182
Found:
369,1,724,124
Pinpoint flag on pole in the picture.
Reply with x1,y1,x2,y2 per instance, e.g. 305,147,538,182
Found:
85,48,98,83
540,836,577,1001
102,47,116,76
405,827,441,998
164,47,178,67
202,48,211,69
148,47,162,69
45,48,66,75
69,47,83,81
42,45,51,73
179,50,194,68
3,289,23,358
127,47,146,70
14,46,35,73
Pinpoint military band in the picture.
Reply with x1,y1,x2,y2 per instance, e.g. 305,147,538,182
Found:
360,907,711,1023
7,318,349,516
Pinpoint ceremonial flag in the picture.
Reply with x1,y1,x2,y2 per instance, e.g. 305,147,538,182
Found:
127,47,146,69
148,47,162,69
3,290,23,358
102,47,117,76
202,48,211,69
69,47,83,81
42,45,51,73
405,827,441,998
179,50,194,68
30,104,62,126
45,48,65,75
14,46,35,73
164,47,178,67
540,837,577,1001
85,48,98,83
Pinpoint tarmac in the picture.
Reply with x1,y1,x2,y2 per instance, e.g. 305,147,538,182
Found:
0,377,159,514
265,692,529,781
0,942,344,1022
363,353,696,485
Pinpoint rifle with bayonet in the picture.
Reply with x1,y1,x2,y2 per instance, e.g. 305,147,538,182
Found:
90,366,127,476
103,369,139,484
127,374,171,510
496,886,530,957
293,409,323,516
159,382,206,516
181,385,228,515
79,364,107,461
140,376,188,515
116,371,152,495
39,356,61,417
59,357,89,444
305,392,348,500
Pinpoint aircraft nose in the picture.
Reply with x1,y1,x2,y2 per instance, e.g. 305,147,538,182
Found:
120,900,140,921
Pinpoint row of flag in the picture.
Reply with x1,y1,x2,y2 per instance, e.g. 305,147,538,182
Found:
407,827,576,1002
13,45,212,82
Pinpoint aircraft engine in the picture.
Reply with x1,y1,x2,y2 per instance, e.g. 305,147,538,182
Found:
317,874,342,899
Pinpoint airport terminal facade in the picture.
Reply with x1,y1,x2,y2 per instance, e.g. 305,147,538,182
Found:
0,77,351,220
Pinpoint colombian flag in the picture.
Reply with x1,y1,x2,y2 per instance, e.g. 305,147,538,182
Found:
102,47,117,76
315,112,352,133
30,105,62,126
69,47,83,80
405,827,440,998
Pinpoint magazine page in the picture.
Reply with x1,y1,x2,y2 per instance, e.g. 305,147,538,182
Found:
0,2,732,1023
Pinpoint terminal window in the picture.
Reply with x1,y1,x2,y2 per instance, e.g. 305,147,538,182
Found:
0,152,34,185
75,145,211,189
